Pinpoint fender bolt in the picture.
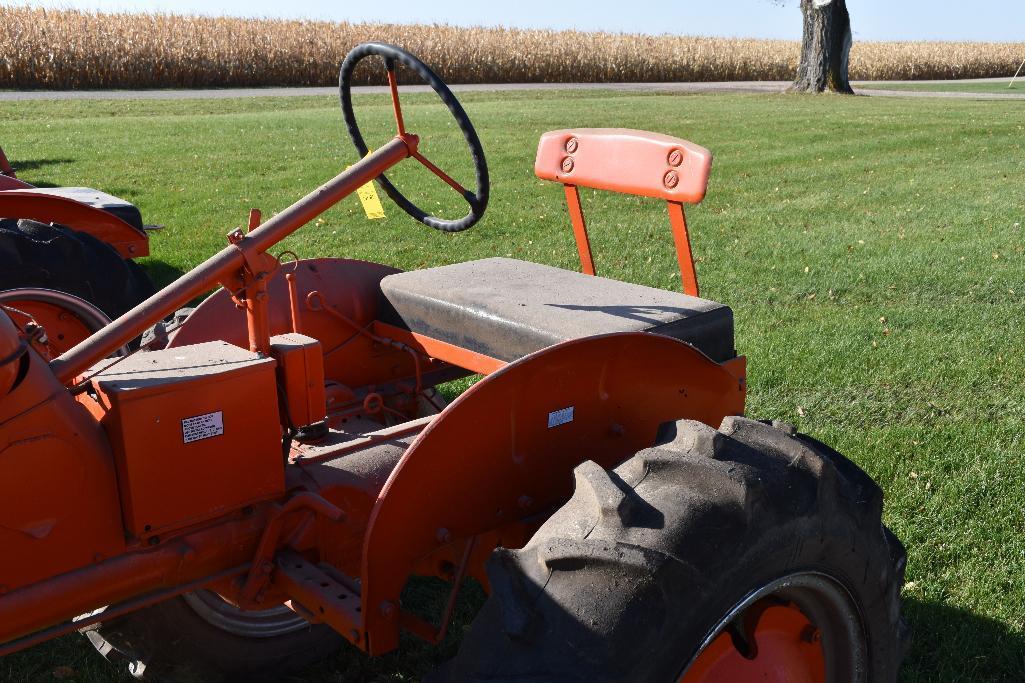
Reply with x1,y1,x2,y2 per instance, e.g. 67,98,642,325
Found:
668,149,684,167
664,170,679,189
565,137,579,153
561,157,575,173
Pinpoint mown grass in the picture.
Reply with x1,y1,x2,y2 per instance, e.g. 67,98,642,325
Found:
1,88,1024,680
865,80,1025,94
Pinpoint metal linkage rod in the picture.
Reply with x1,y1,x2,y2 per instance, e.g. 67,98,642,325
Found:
51,136,412,384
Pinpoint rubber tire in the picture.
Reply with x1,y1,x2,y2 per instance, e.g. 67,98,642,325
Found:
0,218,154,320
440,416,910,682
84,597,343,682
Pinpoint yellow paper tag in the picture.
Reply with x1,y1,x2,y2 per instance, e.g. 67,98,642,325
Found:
347,151,386,220
356,181,386,219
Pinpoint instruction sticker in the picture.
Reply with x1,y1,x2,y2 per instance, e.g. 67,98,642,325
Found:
347,151,386,220
547,406,575,429
182,411,224,444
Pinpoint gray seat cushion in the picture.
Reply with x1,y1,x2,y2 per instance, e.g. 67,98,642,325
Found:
379,257,735,363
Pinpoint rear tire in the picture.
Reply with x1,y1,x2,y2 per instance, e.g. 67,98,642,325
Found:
441,416,909,682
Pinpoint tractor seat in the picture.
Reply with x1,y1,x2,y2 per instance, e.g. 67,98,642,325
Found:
378,257,735,364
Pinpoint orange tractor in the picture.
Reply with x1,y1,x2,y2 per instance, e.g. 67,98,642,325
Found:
0,44,908,681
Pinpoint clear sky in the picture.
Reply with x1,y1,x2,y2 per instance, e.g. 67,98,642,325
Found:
10,0,1025,42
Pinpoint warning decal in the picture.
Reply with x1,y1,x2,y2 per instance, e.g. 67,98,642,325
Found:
547,406,574,428
182,411,224,444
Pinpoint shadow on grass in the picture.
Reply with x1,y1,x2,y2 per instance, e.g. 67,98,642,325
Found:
137,258,185,290
6,158,74,173
901,596,1025,681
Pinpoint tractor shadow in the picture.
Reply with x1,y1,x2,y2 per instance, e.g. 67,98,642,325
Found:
899,597,1025,681
5,158,74,174
137,259,185,290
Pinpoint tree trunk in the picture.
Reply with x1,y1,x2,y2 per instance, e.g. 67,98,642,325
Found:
791,0,853,93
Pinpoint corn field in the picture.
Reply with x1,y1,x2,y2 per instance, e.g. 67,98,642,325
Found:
1,6,1023,89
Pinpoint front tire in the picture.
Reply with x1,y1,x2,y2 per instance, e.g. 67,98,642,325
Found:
0,218,154,321
442,416,909,682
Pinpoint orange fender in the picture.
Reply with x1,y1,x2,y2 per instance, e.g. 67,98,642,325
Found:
359,331,746,653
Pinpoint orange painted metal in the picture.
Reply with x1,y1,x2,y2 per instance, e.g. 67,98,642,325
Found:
668,201,700,297
411,151,469,197
373,320,506,375
1,299,94,359
0,310,23,394
0,174,32,190
170,259,438,396
0,190,149,259
90,342,284,540
0,145,15,177
563,184,596,275
535,129,712,203
0,346,125,594
535,129,710,293
386,68,406,137
680,604,825,682
270,333,327,430
0,510,270,648
359,332,746,653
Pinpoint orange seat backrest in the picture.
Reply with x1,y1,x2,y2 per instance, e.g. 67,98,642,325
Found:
534,128,712,204
533,128,713,296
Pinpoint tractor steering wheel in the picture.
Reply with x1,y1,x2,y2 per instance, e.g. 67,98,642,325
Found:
338,43,490,233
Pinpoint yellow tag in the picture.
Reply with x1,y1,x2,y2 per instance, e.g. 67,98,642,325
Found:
347,151,386,220
356,181,386,219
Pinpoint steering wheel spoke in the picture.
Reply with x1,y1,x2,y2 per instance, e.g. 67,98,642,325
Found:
411,150,476,206
385,62,406,137
339,43,489,232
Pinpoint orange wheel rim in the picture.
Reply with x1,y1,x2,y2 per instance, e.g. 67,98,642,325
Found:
676,572,866,683
680,602,825,683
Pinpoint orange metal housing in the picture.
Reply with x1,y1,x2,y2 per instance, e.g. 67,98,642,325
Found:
270,333,327,430
89,341,284,540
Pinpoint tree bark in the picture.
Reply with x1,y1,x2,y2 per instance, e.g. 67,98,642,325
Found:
791,0,853,93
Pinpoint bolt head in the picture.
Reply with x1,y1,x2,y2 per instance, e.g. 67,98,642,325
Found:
436,527,452,544
668,149,684,167
565,137,579,153
561,157,575,173
664,170,679,189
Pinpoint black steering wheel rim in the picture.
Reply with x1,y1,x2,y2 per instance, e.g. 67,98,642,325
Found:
338,42,489,233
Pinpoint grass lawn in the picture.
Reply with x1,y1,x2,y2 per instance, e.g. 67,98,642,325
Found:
2,87,1025,681
861,79,1025,95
